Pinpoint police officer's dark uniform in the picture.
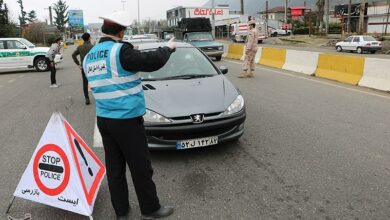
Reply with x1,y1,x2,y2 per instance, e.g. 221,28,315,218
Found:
83,11,175,219
72,33,94,105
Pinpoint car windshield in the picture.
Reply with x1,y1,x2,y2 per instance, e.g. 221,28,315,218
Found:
188,33,214,42
363,36,376,41
19,38,35,48
139,47,219,81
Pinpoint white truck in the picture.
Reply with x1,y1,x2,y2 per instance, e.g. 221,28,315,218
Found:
230,22,267,43
0,38,63,72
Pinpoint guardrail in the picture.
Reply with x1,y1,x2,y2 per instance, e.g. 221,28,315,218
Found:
222,43,390,92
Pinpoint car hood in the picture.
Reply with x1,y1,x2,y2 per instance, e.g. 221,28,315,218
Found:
190,41,223,48
32,47,49,52
143,74,239,118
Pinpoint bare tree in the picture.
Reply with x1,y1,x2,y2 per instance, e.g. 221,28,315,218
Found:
358,0,366,34
316,0,325,33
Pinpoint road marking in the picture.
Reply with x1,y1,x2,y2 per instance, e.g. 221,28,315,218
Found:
93,118,103,148
223,59,390,101
8,79,16,83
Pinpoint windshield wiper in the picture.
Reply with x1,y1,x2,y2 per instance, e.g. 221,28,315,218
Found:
142,78,160,81
160,74,215,80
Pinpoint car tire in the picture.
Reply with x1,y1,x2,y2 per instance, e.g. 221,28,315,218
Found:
336,46,342,52
35,57,49,72
356,47,363,54
286,32,291,36
215,56,222,61
272,33,278,37
370,51,376,54
258,40,263,44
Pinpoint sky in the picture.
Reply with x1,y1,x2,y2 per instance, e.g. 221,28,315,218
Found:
4,0,208,24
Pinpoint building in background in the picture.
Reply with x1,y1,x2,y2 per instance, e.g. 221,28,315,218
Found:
68,10,85,38
167,6,230,27
367,1,390,34
258,6,286,21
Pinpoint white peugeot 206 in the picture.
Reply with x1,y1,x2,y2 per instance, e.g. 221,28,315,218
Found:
0,38,63,72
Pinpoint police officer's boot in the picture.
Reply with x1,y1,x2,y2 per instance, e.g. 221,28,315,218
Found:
248,69,255,77
141,206,174,219
238,70,248,78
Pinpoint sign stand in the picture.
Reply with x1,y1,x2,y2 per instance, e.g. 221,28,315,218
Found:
7,112,104,220
6,190,95,220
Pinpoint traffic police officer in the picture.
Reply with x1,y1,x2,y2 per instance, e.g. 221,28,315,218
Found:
83,11,176,220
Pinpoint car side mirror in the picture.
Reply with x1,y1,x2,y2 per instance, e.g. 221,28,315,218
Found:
219,66,228,74
19,45,27,49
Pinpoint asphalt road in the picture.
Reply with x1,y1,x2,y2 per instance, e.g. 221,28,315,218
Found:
1,45,390,220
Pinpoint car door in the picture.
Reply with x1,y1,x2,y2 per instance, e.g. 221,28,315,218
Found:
343,37,353,50
0,40,7,68
4,40,30,67
351,37,361,51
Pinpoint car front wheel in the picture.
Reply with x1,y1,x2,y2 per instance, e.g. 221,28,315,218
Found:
215,56,222,61
356,47,363,54
370,51,376,54
336,46,342,52
35,57,49,72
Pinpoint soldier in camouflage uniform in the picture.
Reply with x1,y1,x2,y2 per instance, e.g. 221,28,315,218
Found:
239,20,259,78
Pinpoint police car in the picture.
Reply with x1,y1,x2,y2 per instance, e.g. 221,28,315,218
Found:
0,38,63,72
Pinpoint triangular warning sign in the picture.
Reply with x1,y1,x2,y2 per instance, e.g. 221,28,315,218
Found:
13,112,106,216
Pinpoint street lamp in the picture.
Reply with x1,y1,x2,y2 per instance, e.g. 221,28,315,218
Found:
138,0,140,34
121,0,126,10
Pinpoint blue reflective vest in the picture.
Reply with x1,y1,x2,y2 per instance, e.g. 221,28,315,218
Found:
83,41,145,119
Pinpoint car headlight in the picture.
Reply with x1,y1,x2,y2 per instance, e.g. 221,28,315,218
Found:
144,109,171,123
218,46,223,51
222,95,244,116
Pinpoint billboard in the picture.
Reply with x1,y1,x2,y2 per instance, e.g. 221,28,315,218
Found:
68,10,84,33
186,7,230,20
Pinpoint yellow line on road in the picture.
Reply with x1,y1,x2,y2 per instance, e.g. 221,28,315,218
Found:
223,59,390,101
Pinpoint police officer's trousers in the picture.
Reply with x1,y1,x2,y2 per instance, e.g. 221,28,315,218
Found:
97,116,161,216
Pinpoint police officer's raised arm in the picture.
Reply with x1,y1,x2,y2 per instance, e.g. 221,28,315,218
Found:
119,38,176,73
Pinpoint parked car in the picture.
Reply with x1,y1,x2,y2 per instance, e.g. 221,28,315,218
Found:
137,42,246,150
65,38,75,45
270,27,292,37
0,38,63,72
336,35,382,54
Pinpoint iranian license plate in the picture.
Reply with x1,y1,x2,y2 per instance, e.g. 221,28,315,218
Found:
176,136,219,150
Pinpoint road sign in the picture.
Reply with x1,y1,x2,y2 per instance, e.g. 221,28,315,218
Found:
13,112,106,216
64,120,105,205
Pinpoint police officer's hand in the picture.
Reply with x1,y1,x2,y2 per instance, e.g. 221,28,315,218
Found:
166,37,176,50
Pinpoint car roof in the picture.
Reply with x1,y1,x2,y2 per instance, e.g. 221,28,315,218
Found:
0,38,23,40
137,42,195,50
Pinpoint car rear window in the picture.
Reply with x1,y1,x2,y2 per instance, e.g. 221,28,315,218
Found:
363,36,376,41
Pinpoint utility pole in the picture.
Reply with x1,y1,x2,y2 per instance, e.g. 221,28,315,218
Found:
240,0,244,15
265,0,268,24
49,6,53,26
211,0,215,38
137,0,140,34
325,0,329,34
347,0,352,34
358,0,365,34
385,0,390,35
284,0,288,23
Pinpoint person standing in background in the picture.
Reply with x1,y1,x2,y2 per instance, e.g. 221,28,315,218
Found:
239,20,259,78
46,38,62,87
72,33,94,105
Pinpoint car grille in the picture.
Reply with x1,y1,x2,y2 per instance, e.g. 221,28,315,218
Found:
153,125,236,141
201,47,219,52
170,112,222,121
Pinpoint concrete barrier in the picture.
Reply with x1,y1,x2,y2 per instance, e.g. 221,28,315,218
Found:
259,48,286,69
240,45,246,61
226,44,245,60
254,47,263,63
222,43,229,57
315,54,365,85
358,58,390,91
282,50,319,75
